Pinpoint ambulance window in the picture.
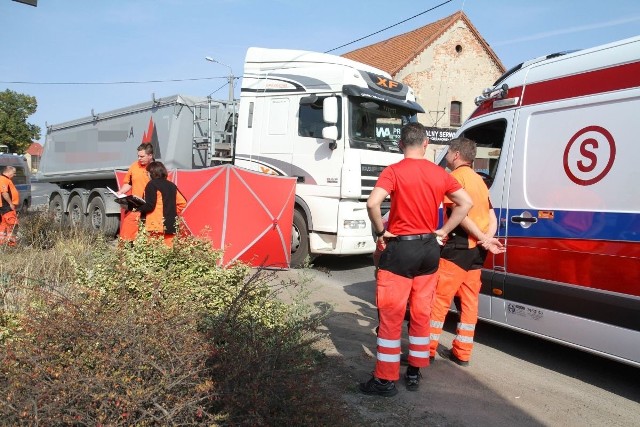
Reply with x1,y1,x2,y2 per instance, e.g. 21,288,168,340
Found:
459,119,507,187
298,96,342,139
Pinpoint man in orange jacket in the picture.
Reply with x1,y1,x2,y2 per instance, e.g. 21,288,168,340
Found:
117,143,154,241
0,166,20,246
361,123,472,396
430,137,504,366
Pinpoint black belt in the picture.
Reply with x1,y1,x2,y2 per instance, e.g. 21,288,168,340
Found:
392,233,435,241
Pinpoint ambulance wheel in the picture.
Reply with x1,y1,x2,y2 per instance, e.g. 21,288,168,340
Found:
49,194,65,224
290,209,310,268
68,196,86,228
88,197,119,237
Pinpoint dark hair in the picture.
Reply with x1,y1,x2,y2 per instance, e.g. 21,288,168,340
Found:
400,122,427,147
146,161,168,180
137,143,154,155
448,137,477,162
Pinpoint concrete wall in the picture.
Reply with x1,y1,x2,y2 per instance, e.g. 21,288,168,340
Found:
396,20,503,128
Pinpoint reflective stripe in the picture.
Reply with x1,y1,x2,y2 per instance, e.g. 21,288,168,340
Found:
409,335,430,345
409,350,430,359
431,320,444,328
430,333,440,341
454,334,474,343
377,337,401,349
377,352,401,363
457,322,476,331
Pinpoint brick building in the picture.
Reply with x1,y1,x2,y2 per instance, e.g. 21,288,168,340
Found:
343,11,505,150
25,141,43,172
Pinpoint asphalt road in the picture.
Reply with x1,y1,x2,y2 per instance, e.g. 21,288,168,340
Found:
288,254,640,427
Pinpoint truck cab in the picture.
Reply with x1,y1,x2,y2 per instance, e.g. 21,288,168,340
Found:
235,48,424,265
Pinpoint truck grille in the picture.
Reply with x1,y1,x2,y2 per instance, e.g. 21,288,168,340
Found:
360,163,386,198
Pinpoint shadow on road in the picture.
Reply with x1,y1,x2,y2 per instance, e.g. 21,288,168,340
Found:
472,320,640,403
316,276,547,427
312,253,373,271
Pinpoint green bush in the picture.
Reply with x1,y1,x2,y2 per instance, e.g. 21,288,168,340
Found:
0,214,347,425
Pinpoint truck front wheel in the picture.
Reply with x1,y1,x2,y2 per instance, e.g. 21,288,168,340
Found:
88,197,120,237
290,209,310,268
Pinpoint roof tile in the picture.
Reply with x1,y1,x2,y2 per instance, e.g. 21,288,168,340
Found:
342,11,504,76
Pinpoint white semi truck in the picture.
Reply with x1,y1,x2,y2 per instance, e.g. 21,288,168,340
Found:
38,47,424,266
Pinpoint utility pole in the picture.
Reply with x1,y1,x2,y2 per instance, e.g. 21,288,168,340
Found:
205,56,236,160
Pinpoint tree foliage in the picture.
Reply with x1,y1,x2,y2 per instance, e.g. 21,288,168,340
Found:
0,89,40,153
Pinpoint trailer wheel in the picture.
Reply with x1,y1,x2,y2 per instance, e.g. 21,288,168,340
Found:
290,209,310,268
49,194,65,224
88,197,119,237
68,196,85,227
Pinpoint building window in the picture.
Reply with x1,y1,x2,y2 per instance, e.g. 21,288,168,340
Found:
450,101,462,126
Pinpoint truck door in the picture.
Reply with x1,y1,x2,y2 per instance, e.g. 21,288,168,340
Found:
291,95,344,232
459,111,517,323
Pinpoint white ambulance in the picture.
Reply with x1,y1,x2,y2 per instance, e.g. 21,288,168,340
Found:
453,35,640,367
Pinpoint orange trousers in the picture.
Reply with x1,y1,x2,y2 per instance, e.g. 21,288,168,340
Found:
0,210,18,246
119,210,141,241
430,258,481,362
374,269,437,381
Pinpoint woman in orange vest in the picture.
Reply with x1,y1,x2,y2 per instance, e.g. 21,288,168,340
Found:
137,161,187,247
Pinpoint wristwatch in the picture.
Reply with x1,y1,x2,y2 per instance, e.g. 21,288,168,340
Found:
375,228,385,238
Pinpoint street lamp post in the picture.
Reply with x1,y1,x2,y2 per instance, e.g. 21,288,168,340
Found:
205,56,234,104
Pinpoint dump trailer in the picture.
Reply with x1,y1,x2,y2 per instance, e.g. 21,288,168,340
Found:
39,47,425,265
38,95,235,235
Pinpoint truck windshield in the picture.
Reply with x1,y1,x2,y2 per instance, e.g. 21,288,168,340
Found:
348,96,414,152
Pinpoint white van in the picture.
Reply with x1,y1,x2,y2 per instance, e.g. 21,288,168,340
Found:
450,35,640,367
0,154,32,213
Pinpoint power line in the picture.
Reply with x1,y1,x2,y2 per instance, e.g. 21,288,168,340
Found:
324,0,454,53
0,76,231,85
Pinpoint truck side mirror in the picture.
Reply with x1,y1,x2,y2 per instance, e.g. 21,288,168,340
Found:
322,126,338,144
323,96,338,124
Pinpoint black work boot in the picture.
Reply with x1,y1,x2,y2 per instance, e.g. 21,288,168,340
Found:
359,375,398,397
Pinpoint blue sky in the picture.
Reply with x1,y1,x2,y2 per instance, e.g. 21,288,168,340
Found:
2,0,639,142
